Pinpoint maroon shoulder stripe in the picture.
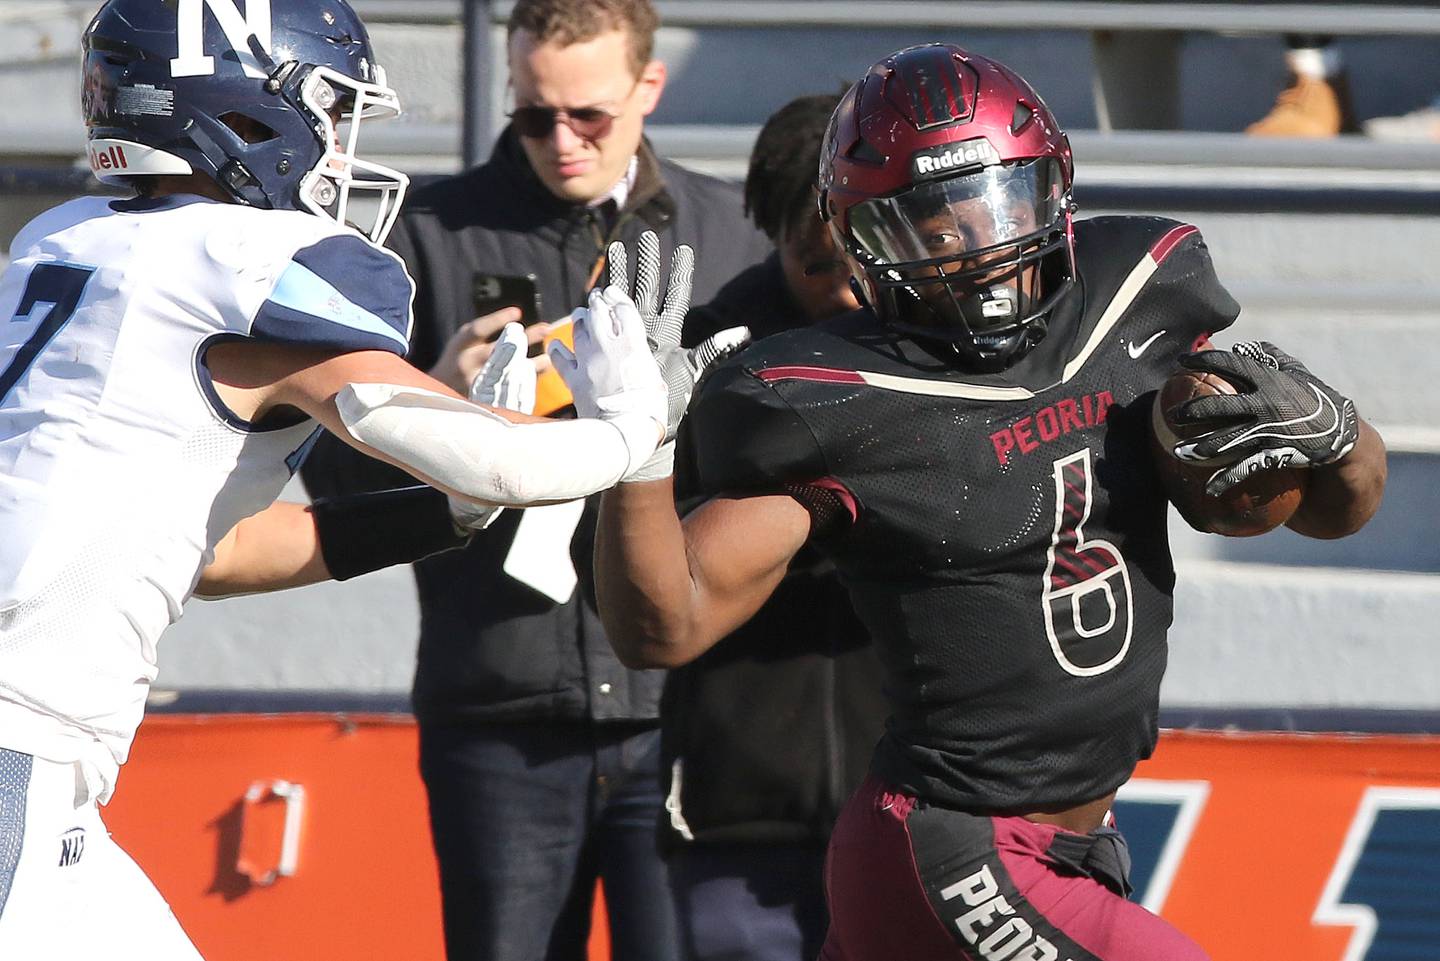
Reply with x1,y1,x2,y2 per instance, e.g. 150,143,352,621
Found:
755,366,866,385
1149,224,1197,264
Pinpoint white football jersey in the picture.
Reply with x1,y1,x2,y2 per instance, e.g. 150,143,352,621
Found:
0,194,413,799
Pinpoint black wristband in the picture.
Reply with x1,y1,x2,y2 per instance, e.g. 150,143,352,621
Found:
310,485,469,581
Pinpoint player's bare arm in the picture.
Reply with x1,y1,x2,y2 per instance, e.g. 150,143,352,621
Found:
595,481,810,668
196,482,486,598
193,338,470,599
206,338,534,429
553,232,755,666
195,501,327,598
1287,417,1386,538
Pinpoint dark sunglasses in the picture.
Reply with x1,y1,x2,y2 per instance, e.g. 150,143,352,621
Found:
508,104,620,140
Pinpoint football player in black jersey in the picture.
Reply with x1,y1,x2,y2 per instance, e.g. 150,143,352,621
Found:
562,44,1387,961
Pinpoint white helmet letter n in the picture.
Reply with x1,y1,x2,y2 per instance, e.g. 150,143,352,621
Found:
170,0,272,79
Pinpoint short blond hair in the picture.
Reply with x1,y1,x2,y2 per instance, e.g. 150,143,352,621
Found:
507,0,659,77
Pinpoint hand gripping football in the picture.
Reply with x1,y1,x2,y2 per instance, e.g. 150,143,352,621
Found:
1150,356,1308,537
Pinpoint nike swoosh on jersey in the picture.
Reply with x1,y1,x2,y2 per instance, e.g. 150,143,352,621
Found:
1127,330,1166,359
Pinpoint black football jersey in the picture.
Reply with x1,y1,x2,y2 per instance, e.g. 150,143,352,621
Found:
686,216,1239,812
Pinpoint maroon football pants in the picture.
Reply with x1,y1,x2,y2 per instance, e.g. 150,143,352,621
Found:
819,776,1209,961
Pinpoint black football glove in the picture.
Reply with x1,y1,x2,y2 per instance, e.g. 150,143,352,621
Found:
1172,340,1359,496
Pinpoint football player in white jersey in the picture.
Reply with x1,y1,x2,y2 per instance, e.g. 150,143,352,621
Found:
0,1,684,956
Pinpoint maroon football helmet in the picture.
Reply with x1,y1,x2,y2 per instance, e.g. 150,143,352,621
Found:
819,43,1076,370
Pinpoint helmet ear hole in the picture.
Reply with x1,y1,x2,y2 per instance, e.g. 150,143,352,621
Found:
846,138,886,165
847,274,871,310
1011,103,1034,134
219,112,277,145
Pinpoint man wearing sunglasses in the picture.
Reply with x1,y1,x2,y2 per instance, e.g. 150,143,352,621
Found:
298,1,769,960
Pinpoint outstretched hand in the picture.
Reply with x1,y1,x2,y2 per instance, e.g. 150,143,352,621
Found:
549,231,751,482
1172,340,1359,496
607,231,751,444
545,267,668,480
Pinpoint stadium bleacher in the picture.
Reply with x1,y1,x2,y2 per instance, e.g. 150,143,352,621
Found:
8,0,1428,716
6,0,1435,712
2,4,1437,957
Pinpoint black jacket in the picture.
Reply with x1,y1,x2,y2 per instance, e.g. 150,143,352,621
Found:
661,253,889,847
300,129,770,725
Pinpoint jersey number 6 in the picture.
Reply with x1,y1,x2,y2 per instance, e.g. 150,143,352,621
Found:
1042,449,1134,677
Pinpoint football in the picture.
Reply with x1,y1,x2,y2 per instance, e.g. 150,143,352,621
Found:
1149,364,1309,537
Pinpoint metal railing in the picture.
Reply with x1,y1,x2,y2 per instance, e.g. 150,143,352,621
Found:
350,0,1440,163
7,1,1440,199
486,1,1440,35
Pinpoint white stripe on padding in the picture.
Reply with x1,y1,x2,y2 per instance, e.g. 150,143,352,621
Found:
768,244,1166,400
856,370,1036,401
1061,252,1161,383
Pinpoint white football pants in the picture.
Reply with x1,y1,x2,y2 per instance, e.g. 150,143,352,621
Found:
0,748,204,961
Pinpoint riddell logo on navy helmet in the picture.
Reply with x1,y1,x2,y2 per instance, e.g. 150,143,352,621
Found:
89,144,129,172
911,138,999,180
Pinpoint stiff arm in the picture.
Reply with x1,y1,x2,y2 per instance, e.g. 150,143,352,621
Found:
195,327,658,597
210,339,659,506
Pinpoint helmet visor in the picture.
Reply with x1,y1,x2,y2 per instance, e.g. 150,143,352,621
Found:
849,158,1066,268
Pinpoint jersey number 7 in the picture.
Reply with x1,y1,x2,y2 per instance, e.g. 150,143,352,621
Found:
1,263,97,404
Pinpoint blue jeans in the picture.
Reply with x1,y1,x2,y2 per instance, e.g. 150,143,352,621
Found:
418,720,679,961
669,843,829,961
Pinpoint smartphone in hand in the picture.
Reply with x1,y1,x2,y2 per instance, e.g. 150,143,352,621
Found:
473,273,543,326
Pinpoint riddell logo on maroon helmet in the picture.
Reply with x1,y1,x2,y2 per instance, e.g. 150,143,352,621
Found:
910,138,999,180
89,144,129,171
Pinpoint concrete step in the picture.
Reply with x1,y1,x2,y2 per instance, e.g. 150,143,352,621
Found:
1168,448,1439,571
160,546,1437,708
162,565,420,695
1164,560,1440,709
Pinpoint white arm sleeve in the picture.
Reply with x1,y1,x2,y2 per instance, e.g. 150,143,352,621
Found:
335,383,658,507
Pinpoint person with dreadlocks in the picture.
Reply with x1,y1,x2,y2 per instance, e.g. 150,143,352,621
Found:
656,92,885,961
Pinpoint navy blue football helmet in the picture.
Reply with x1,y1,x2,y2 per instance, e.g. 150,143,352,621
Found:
82,0,408,243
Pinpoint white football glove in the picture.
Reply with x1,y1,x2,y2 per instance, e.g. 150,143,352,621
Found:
468,320,538,412
449,321,537,531
547,281,667,479
591,232,751,482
